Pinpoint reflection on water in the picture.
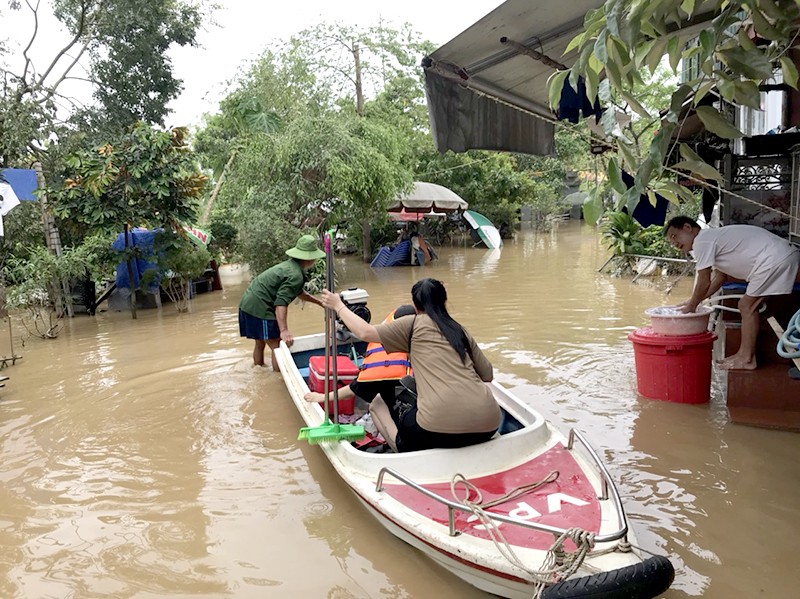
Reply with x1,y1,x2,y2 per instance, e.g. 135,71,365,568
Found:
1,222,798,598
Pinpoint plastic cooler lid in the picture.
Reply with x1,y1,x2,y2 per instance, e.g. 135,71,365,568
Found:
628,326,717,346
340,288,369,304
308,355,360,377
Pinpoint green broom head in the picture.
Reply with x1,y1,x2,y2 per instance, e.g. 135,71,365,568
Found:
298,421,366,444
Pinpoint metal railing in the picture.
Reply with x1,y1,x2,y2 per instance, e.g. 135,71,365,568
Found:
374,431,629,543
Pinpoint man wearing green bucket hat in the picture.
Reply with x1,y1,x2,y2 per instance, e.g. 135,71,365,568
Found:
239,234,325,369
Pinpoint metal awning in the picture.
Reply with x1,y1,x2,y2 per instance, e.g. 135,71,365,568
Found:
422,0,604,155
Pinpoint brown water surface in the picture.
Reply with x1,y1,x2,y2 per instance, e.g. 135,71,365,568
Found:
1,222,798,598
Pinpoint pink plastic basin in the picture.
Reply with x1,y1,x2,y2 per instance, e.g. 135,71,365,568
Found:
644,305,713,336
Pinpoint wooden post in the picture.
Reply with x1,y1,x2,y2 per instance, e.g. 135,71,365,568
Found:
123,223,138,319
200,149,237,225
33,162,73,318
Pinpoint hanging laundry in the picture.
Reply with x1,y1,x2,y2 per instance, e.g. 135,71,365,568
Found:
620,170,669,228
557,76,602,123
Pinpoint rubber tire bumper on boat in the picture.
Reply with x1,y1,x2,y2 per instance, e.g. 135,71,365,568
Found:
541,556,675,599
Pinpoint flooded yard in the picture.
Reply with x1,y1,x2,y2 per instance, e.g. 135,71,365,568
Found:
1,221,798,597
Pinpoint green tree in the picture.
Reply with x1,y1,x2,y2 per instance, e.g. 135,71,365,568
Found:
192,49,328,231
51,124,205,233
219,112,411,267
0,0,206,167
555,0,800,210
49,123,207,317
287,21,430,116
142,230,211,313
194,21,435,266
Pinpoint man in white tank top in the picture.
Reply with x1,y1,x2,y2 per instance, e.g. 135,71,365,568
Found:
665,216,800,370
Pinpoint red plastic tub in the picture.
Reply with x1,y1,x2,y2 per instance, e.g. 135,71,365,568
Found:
628,327,717,404
308,355,359,415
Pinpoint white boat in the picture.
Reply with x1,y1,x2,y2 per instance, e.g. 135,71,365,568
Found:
276,333,674,598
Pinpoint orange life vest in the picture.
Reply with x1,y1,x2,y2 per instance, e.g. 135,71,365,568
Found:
357,309,413,382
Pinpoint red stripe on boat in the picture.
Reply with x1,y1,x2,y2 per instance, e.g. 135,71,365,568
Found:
383,443,601,550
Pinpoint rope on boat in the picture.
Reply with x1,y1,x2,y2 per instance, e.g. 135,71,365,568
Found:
449,471,595,599
450,470,560,508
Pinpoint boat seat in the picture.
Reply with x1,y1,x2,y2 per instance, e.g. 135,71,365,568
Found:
496,408,524,436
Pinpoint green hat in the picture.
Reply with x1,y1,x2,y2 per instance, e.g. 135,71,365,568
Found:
286,234,325,260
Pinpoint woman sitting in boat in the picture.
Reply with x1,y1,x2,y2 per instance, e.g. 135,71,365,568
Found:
303,304,416,422
320,278,500,452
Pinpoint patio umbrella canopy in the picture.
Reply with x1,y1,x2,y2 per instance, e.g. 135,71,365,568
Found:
463,210,503,249
388,182,468,213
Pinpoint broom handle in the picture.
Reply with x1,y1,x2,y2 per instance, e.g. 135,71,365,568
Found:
323,234,331,420
327,233,340,422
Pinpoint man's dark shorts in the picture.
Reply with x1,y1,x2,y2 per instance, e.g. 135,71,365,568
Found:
239,309,280,340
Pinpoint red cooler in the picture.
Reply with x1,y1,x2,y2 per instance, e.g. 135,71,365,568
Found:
308,355,359,415
628,327,717,404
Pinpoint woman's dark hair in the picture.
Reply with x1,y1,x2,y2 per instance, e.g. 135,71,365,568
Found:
411,278,471,362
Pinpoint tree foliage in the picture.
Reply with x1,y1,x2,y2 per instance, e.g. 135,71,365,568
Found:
50,123,207,236
0,0,206,166
216,111,412,268
142,230,211,312
286,21,432,115
557,0,800,210
196,23,421,266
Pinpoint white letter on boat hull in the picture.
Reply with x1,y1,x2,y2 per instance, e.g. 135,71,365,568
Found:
467,501,542,530
508,502,543,520
547,493,589,512
465,495,589,531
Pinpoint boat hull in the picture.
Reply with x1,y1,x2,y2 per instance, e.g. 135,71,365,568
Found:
276,334,673,598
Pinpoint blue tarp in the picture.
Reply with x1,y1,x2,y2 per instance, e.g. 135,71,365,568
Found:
113,228,161,291
0,168,38,200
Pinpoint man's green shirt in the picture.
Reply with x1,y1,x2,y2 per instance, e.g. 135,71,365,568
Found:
239,259,308,320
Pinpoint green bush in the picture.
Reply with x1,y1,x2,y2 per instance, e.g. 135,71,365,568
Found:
600,211,645,256
141,231,212,312
208,219,239,262
639,225,682,258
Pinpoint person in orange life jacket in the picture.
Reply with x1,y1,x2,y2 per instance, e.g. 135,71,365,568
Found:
320,278,499,454
304,305,416,415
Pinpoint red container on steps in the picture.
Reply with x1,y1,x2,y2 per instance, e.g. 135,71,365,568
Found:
308,355,359,415
628,327,717,404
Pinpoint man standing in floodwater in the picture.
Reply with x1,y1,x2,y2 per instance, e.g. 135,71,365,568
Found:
238,235,325,370
664,216,800,370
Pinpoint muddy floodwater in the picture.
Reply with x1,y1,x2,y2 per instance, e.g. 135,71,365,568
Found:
1,222,798,598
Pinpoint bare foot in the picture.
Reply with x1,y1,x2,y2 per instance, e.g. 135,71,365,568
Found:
717,355,757,370
304,392,325,403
